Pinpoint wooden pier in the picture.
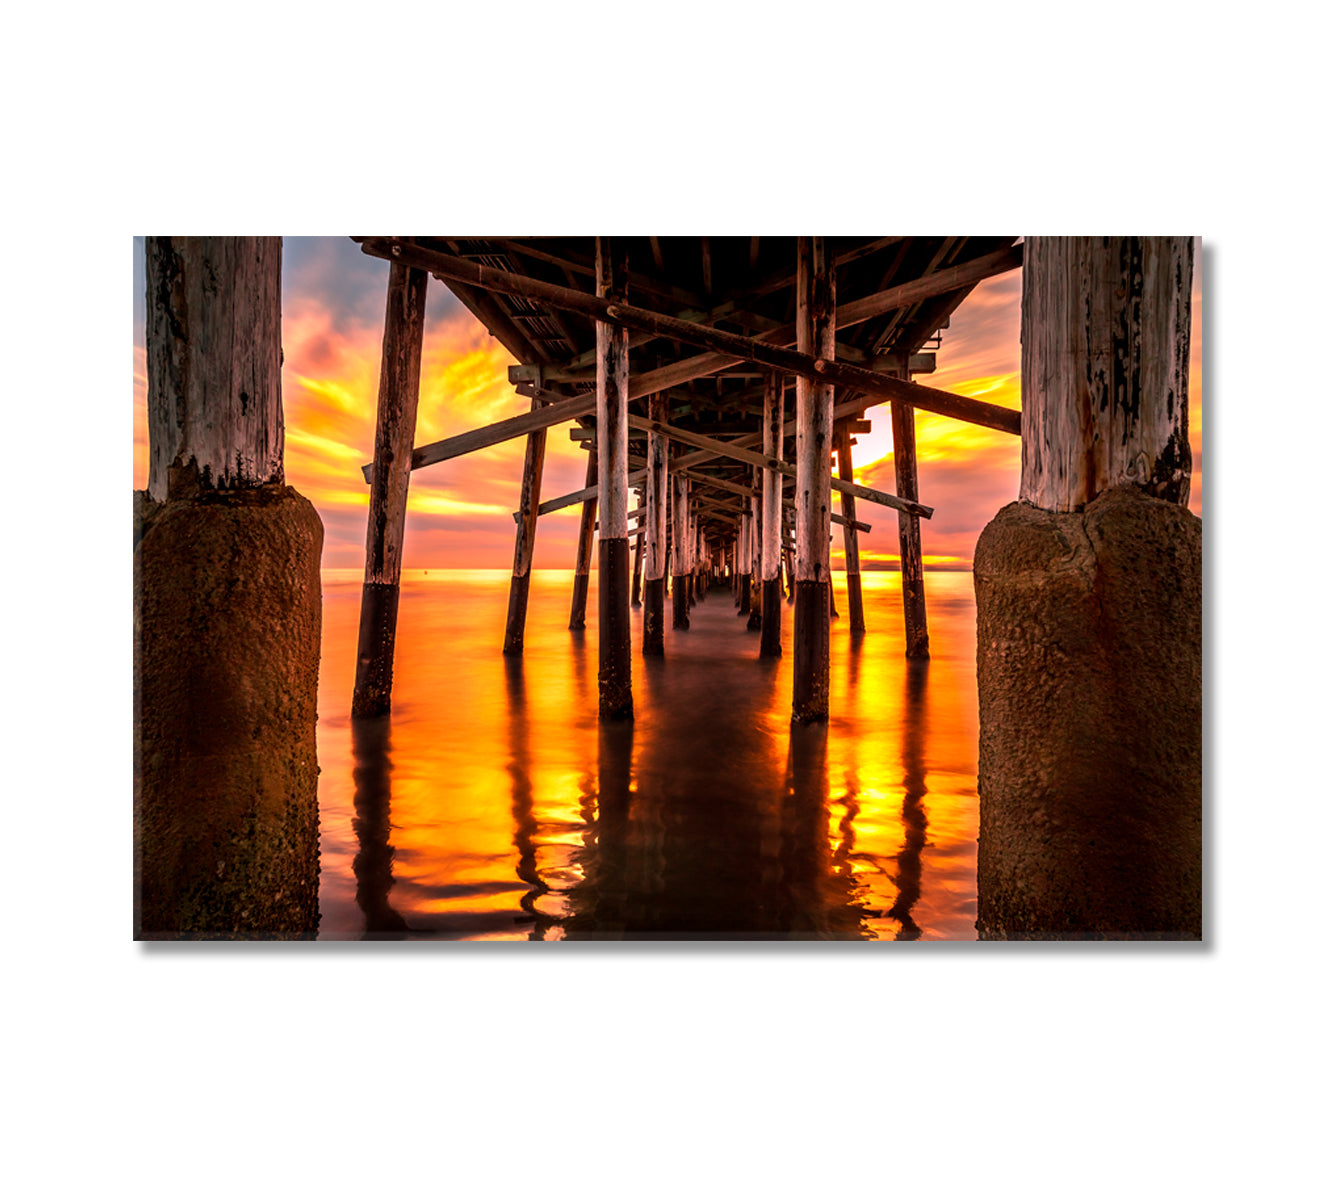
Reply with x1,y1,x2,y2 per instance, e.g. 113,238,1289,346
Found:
349,235,1025,723
136,233,1199,942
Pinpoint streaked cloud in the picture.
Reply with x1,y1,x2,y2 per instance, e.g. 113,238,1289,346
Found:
134,238,1203,572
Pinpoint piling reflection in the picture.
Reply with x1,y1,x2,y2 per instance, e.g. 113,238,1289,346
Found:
886,661,929,940
315,569,983,940
503,658,552,940
779,724,872,938
350,715,411,938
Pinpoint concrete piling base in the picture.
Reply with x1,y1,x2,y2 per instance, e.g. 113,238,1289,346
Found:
973,485,1202,939
134,484,324,938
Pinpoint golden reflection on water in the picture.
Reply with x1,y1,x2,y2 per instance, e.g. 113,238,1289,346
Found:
316,568,980,940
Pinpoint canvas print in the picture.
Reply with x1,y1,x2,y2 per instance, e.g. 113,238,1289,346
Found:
132,235,1202,941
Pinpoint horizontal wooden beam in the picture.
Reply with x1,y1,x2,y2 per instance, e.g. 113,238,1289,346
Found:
526,388,880,518
667,463,870,533
836,243,1023,329
359,391,592,481
604,304,1018,435
359,237,1020,435
628,414,931,519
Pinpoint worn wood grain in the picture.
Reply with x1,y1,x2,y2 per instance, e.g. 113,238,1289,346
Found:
595,238,633,718
793,237,834,723
1020,236,1194,511
502,393,549,655
890,382,929,658
835,422,865,635
146,237,284,500
353,259,428,716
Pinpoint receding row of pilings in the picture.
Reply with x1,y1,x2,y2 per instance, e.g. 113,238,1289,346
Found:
132,233,1199,940
350,236,933,729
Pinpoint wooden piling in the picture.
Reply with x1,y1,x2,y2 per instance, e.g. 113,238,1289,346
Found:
569,451,598,630
792,237,835,722
1020,237,1194,509
746,464,763,631
835,421,865,635
146,237,285,501
643,394,668,655
353,260,429,718
631,487,644,608
503,394,548,655
736,510,752,616
595,238,633,720
686,489,698,609
672,474,691,629
890,375,929,657
759,372,785,655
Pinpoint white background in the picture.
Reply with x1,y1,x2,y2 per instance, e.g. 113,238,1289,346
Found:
4,4,1329,1197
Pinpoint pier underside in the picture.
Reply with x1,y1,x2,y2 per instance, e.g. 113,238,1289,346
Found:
350,236,1025,723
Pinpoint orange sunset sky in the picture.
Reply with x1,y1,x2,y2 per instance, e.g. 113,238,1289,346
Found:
132,237,1203,570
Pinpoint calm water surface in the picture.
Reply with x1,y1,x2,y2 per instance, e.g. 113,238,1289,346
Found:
316,568,980,940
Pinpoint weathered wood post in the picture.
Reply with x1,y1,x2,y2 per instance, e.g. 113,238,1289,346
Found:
890,362,928,657
686,489,698,608
835,420,865,635
792,237,835,723
784,533,795,604
631,487,644,608
502,394,549,655
352,260,428,716
136,236,323,937
569,451,598,630
975,235,1200,939
736,508,752,616
759,371,785,656
643,395,668,655
672,474,691,629
595,238,634,720
746,465,764,630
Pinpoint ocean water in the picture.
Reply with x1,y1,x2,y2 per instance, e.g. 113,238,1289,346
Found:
315,568,981,940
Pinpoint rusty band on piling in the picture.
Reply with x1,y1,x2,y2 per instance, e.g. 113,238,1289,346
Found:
672,574,691,629
642,576,666,656
503,572,531,655
761,578,783,658
792,580,830,723
598,538,634,720
352,581,401,718
901,571,929,658
569,573,591,630
846,571,865,635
